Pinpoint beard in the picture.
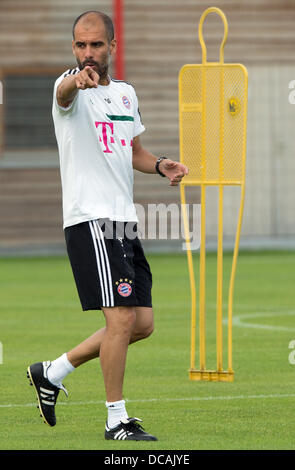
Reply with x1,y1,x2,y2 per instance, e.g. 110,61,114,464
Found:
76,53,110,80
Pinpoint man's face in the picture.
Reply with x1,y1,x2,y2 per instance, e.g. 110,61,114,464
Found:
72,18,116,79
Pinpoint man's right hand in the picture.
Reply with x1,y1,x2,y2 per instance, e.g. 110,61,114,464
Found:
75,66,99,90
57,66,99,108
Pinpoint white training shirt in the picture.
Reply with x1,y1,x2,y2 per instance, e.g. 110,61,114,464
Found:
52,68,145,229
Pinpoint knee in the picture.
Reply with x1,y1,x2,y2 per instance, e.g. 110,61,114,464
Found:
105,306,137,337
119,308,137,334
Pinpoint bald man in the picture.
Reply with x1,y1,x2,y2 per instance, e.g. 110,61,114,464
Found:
27,10,188,442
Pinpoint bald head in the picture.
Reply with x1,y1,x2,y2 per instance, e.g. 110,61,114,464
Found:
72,11,114,44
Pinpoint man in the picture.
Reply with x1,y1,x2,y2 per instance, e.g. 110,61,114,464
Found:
27,10,188,441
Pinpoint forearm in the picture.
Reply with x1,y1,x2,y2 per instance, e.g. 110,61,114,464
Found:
132,147,158,174
132,136,188,186
57,75,79,108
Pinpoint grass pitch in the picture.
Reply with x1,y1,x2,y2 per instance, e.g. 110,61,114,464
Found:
0,250,295,450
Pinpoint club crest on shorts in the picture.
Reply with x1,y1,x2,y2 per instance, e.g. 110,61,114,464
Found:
116,279,133,297
122,95,131,109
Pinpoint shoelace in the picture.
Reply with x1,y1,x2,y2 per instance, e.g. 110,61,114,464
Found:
58,384,69,397
123,419,145,434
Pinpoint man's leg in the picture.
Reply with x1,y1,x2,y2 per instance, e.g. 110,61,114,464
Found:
99,305,156,440
66,307,154,368
64,307,154,429
99,305,136,403
27,307,156,437
98,305,156,438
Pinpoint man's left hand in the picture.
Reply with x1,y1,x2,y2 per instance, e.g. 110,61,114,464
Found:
160,159,189,186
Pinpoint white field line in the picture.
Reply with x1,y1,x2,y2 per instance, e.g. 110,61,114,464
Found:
1,393,295,409
223,311,295,332
161,305,295,332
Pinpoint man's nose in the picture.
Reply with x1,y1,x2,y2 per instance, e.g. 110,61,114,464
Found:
84,45,93,58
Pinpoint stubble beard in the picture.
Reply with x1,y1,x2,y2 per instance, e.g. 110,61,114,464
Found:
76,53,110,82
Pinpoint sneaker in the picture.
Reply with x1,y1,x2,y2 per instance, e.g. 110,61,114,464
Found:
105,417,158,441
26,361,68,427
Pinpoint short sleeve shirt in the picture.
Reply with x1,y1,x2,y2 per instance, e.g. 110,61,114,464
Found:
52,68,145,229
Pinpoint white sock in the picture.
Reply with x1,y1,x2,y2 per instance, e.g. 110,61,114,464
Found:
47,353,75,388
106,399,128,429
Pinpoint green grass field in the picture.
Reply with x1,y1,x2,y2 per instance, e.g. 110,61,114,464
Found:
0,250,295,450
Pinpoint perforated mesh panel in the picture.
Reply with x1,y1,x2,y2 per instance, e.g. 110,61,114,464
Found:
179,64,247,185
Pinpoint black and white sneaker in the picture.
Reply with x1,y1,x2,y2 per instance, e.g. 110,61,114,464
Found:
105,417,158,441
26,361,68,427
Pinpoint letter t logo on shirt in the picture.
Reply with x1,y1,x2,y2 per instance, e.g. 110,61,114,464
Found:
95,121,114,153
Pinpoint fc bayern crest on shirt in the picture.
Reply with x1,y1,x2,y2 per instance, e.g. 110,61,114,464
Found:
116,279,133,297
122,95,131,109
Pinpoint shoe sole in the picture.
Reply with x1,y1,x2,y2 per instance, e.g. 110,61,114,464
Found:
105,433,158,441
26,366,53,427
105,436,158,441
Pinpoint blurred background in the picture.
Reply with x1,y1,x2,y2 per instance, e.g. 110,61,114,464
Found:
0,0,294,255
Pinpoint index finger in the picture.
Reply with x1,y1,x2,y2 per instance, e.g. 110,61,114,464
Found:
82,67,98,87
85,67,99,85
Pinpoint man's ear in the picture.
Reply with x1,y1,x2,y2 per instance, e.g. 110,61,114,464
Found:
110,39,117,56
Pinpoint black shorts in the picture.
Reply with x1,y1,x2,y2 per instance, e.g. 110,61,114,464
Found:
64,219,152,311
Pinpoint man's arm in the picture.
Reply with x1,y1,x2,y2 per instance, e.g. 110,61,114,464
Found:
132,135,188,186
57,66,99,108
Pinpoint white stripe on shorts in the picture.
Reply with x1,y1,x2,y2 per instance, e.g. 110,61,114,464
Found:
94,220,114,307
89,221,106,306
89,220,114,307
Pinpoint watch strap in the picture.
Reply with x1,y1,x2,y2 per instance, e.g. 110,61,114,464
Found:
155,156,167,177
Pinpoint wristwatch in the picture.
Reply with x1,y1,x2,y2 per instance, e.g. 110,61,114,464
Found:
155,156,167,177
